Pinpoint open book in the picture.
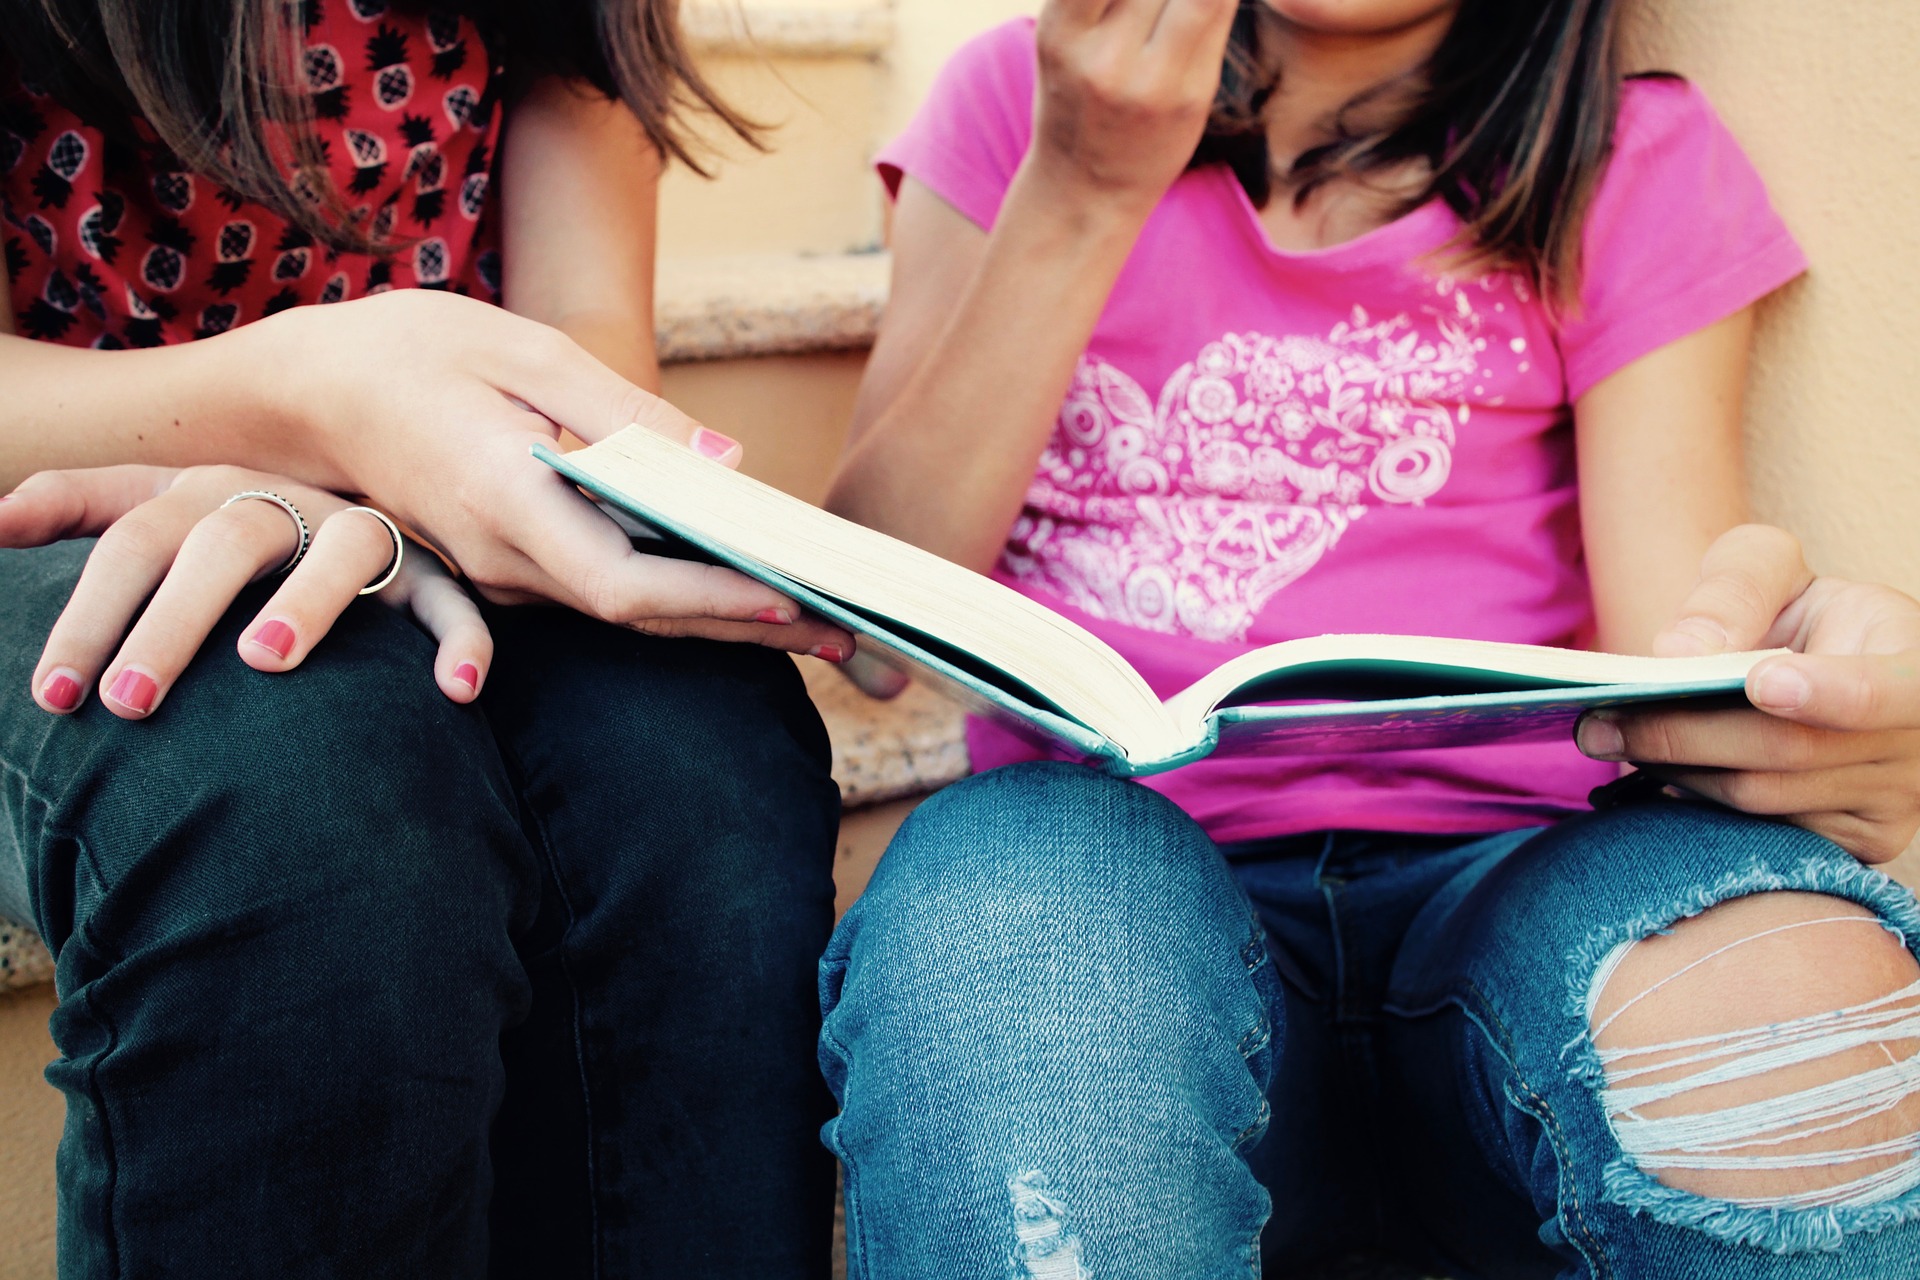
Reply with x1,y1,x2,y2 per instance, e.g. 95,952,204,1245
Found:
537,427,1777,777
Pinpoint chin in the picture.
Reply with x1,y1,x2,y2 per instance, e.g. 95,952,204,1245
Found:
1259,0,1459,37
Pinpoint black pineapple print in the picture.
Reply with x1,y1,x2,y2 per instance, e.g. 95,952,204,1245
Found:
367,25,413,112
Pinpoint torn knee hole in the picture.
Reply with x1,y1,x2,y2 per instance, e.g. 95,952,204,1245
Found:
1587,893,1920,1211
1008,1171,1089,1280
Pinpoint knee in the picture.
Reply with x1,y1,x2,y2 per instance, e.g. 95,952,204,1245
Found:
865,761,1226,931
43,613,529,991
1588,890,1920,1213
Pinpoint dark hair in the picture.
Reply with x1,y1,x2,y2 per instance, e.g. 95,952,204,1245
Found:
0,0,758,249
1192,0,1628,304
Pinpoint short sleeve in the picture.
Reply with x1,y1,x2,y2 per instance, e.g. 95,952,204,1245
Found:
1557,78,1807,401
875,19,1038,231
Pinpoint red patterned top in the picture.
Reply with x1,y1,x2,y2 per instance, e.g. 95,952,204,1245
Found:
1,1,504,348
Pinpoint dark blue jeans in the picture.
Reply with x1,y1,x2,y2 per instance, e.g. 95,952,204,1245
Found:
0,540,842,1278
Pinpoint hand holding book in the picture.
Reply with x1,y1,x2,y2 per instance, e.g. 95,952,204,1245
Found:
1575,525,1920,863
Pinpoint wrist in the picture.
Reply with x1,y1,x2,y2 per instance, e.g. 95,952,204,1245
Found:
222,307,351,491
1003,155,1160,250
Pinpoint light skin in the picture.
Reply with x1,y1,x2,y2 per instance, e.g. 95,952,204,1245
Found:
829,0,1920,1201
0,76,855,719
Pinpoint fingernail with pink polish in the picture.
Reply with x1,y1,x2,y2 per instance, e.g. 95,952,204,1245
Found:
106,668,158,714
754,608,793,625
248,618,297,660
454,662,481,693
810,644,848,664
40,669,82,712
690,427,742,463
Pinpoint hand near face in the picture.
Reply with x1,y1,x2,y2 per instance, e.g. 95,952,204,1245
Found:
1578,525,1920,863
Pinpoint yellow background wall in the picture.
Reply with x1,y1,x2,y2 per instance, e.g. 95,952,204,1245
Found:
1630,2,1920,599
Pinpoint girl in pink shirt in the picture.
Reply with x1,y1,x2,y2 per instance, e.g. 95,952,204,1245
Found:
819,1,1920,1276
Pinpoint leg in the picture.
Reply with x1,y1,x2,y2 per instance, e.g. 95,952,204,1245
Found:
821,762,1279,1280
0,542,541,1278
1380,800,1920,1278
477,607,841,1279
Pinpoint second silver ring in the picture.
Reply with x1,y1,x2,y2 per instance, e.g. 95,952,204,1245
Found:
338,506,405,595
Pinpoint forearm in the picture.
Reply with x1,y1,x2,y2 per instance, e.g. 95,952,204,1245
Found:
0,321,334,492
827,170,1149,571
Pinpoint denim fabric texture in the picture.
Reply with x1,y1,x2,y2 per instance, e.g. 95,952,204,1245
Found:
0,539,842,1279
822,761,1920,1279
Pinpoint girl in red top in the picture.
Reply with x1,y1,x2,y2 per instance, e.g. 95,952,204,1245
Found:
0,2,851,1275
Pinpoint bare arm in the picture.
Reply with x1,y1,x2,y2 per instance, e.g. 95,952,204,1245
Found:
826,0,1239,572
499,77,663,392
1575,308,1754,655
828,178,1147,570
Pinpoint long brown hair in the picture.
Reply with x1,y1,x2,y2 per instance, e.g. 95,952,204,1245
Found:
1,0,758,250
1192,0,1629,305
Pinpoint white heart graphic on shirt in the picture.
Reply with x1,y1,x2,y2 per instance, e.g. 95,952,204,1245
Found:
1004,298,1493,643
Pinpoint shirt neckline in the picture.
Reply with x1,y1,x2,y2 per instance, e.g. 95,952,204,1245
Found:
1208,164,1458,272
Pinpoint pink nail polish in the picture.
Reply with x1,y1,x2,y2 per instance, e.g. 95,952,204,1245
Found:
810,644,848,664
106,668,157,714
754,608,793,625
690,427,741,462
41,671,81,712
249,619,296,660
454,662,481,692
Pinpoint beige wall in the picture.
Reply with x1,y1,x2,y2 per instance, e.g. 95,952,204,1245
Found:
1630,2,1920,598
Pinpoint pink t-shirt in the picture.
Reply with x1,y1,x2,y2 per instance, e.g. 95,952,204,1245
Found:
878,19,1807,843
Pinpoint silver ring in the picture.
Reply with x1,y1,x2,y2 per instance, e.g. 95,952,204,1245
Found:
220,490,311,573
339,506,404,595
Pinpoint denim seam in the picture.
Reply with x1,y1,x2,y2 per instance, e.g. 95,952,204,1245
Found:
1507,1073,1614,1280
493,746,604,1280
1557,855,1920,1254
1456,978,1613,1280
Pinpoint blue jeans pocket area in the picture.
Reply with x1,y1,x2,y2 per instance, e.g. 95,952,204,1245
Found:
1388,801,1920,1279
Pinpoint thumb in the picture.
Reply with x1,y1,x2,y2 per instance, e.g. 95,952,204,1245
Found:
1652,524,1814,657
497,320,745,467
1747,650,1920,732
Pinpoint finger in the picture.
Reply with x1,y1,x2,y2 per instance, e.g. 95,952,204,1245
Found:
841,648,912,700
30,491,215,713
1652,524,1813,657
1576,704,1896,771
1641,759,1908,819
1779,812,1920,866
1147,0,1239,57
98,500,299,718
398,566,494,703
0,465,178,548
629,615,857,659
507,472,812,625
236,507,399,673
499,326,744,464
1746,651,1920,733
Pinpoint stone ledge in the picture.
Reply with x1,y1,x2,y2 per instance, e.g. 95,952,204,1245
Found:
0,923,51,997
802,660,970,810
684,0,894,58
657,251,890,364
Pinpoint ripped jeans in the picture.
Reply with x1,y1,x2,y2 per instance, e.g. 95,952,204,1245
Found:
819,762,1920,1278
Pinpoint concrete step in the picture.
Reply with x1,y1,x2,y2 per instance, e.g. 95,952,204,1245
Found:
685,0,894,58
657,250,888,363
657,250,888,500
663,1,893,256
